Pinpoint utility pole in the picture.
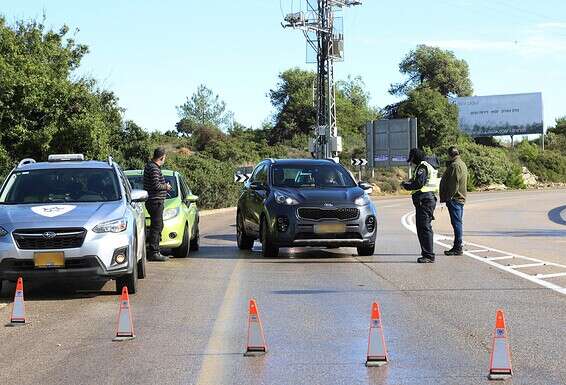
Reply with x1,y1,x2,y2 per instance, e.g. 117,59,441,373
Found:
283,0,362,160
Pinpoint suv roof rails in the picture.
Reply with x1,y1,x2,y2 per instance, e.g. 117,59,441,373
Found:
48,154,85,162
262,158,276,164
108,155,113,166
18,158,36,167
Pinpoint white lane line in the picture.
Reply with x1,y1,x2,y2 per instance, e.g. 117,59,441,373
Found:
485,256,515,261
401,211,566,296
467,249,489,253
536,272,566,279
507,262,546,269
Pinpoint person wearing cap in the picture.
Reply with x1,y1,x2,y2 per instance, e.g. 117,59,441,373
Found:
440,146,468,256
401,148,440,263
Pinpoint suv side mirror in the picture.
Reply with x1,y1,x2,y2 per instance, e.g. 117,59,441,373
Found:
131,189,148,202
358,182,373,191
250,182,266,191
185,194,199,203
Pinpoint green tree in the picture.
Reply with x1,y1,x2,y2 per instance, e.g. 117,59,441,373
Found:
390,45,473,97
0,18,123,161
548,116,566,136
176,84,233,136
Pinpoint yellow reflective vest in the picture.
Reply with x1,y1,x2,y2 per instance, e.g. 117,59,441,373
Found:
411,161,440,194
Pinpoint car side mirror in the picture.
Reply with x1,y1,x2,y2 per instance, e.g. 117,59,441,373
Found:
250,182,266,191
131,189,148,202
185,194,199,203
358,182,372,191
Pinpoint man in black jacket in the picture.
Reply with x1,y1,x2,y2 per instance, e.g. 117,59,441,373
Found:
401,148,440,263
143,147,172,261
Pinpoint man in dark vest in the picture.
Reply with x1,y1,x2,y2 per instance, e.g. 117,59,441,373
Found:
402,148,440,263
440,146,468,256
143,147,172,261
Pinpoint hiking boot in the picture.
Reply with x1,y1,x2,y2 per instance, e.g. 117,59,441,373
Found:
417,256,435,263
444,248,463,256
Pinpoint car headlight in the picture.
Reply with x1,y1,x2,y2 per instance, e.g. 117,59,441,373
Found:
354,194,370,206
0,226,7,237
163,207,180,221
274,191,299,205
93,218,127,233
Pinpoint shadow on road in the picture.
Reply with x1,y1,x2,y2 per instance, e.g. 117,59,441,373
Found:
0,279,114,300
548,205,566,226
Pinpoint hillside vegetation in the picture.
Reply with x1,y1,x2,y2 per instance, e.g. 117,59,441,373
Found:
1,19,565,208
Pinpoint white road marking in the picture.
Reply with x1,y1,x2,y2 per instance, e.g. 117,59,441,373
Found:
401,211,566,296
0,303,8,310
507,262,546,269
485,256,515,261
536,272,566,279
467,249,489,253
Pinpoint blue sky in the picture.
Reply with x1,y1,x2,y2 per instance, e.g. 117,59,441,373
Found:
2,0,565,132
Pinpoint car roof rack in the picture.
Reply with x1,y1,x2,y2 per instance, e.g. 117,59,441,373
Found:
48,154,85,162
263,158,276,164
18,158,36,167
108,155,113,165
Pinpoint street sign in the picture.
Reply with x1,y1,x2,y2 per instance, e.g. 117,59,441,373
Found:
234,173,252,183
366,118,417,168
351,158,368,166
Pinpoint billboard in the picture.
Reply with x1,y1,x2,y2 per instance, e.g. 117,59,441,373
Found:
366,118,417,168
450,93,543,137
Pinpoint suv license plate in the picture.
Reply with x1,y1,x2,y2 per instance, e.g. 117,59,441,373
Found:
34,252,65,268
315,223,346,234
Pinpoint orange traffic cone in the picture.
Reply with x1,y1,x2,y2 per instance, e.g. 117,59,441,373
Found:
244,299,267,356
7,277,26,326
365,302,388,367
488,309,512,380
113,287,135,341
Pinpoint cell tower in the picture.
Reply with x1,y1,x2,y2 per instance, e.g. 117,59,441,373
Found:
283,0,362,159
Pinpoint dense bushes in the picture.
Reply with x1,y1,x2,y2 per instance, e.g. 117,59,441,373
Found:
167,153,241,209
516,141,566,183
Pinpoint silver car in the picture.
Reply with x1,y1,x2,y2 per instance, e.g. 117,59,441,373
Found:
0,154,148,294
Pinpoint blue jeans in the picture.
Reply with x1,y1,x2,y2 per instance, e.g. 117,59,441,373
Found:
446,199,464,249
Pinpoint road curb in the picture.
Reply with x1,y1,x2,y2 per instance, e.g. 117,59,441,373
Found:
200,207,236,217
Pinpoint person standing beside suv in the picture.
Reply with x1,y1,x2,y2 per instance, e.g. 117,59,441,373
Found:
440,146,468,256
143,147,172,261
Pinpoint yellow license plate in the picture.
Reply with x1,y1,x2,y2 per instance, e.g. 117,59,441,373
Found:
34,252,65,268
315,223,346,234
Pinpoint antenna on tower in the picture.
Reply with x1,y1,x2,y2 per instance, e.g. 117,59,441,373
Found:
283,0,362,160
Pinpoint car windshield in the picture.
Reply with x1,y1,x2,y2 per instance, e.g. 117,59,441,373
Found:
271,164,357,188
0,169,120,204
126,175,178,198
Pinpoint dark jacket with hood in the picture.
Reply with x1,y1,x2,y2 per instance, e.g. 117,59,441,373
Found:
440,155,468,204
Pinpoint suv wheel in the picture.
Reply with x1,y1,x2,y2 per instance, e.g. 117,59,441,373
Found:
137,239,147,279
116,254,138,294
357,243,375,257
174,224,190,258
237,211,254,250
261,218,279,258
190,220,200,251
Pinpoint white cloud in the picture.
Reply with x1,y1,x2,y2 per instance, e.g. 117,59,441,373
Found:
536,22,566,30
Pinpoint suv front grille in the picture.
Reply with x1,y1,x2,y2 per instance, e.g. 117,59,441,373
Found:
13,228,87,250
298,207,360,221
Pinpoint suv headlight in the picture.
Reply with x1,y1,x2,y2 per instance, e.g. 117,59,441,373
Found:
163,207,180,221
0,226,7,237
354,194,370,206
93,218,127,233
274,191,299,206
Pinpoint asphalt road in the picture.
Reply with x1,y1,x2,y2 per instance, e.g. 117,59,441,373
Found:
1,190,565,385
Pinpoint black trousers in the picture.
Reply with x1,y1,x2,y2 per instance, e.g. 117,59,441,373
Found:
146,199,164,255
412,192,437,259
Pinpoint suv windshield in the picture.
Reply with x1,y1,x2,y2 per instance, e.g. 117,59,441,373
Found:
0,169,120,204
271,164,356,188
126,175,178,198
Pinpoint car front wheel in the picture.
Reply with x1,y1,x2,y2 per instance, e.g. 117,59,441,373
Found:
261,218,279,258
237,211,254,250
173,224,190,258
190,220,200,252
116,254,138,294
357,243,375,257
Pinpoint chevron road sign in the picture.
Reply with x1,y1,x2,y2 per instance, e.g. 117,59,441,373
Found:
234,173,252,183
351,158,368,166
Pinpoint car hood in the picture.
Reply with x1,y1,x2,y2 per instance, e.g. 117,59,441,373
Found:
275,187,364,204
0,202,126,230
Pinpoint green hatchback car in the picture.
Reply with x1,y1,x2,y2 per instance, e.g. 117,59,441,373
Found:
124,169,200,257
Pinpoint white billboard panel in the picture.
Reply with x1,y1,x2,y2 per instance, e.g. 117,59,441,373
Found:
450,93,543,137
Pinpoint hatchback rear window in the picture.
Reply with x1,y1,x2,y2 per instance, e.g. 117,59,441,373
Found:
0,169,120,204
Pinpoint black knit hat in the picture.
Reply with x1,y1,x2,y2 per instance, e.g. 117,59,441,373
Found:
407,148,425,164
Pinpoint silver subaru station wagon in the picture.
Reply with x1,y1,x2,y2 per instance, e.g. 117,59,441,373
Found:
0,154,148,294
